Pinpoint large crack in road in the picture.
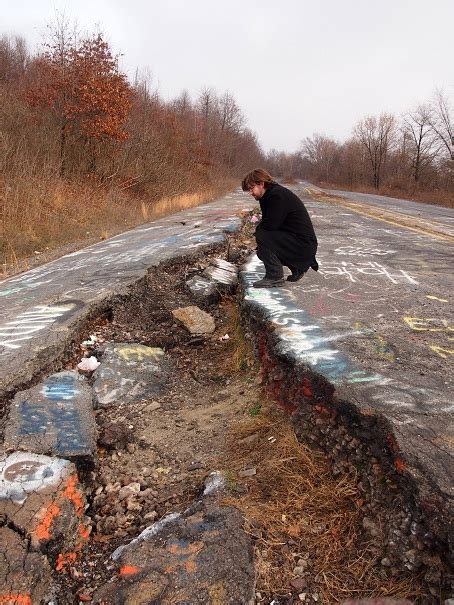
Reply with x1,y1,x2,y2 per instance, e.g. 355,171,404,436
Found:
6,230,436,603
1,201,452,604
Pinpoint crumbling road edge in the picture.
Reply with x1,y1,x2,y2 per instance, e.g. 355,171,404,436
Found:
239,260,453,596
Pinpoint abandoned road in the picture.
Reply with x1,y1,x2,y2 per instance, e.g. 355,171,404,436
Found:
325,186,454,235
0,183,453,602
1,183,453,493
243,183,453,497
307,183,454,242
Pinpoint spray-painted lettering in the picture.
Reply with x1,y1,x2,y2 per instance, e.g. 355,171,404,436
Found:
0,303,76,352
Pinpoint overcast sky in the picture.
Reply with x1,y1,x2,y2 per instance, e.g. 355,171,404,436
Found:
2,0,454,153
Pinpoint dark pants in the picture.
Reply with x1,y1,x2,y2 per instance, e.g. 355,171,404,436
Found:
255,228,317,279
256,242,285,279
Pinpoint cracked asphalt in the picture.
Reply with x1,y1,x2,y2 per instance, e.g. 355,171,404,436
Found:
0,183,453,599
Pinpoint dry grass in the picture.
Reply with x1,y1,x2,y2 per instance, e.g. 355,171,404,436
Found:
0,176,236,277
146,189,229,220
217,294,258,374
222,400,428,603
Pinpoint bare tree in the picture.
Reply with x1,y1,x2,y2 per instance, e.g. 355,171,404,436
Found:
0,35,29,83
402,104,439,183
265,149,303,180
338,138,364,188
430,89,454,160
300,133,339,182
172,89,192,115
196,87,218,120
354,113,395,189
219,91,244,134
133,67,157,106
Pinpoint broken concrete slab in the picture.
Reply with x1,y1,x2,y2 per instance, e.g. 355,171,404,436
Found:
185,275,218,303
204,258,238,287
203,471,226,496
211,258,238,273
93,501,255,604
4,371,96,461
0,451,90,557
172,306,215,335
186,259,238,304
93,343,169,407
0,526,53,604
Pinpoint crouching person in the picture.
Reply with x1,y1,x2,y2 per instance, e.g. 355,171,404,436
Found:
241,169,318,288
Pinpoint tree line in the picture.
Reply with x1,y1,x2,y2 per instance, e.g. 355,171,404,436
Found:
0,23,264,203
264,95,454,206
297,93,454,199
2,18,453,227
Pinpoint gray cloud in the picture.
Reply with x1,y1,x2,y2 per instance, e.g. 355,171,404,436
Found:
3,0,453,152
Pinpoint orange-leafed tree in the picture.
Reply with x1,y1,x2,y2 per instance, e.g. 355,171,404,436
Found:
27,26,132,176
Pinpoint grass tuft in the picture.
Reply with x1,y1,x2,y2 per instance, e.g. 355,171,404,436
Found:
222,400,429,602
248,402,262,417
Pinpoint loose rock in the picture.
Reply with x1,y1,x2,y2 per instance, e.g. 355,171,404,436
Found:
171,306,216,335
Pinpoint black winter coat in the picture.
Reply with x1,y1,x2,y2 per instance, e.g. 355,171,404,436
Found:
255,183,318,272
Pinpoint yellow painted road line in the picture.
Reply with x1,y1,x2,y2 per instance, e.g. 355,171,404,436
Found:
308,191,454,243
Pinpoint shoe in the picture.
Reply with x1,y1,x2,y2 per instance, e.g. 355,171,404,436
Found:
286,271,304,282
252,277,285,288
311,259,319,272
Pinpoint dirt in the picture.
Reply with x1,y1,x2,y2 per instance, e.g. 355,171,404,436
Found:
44,222,431,603
51,239,262,601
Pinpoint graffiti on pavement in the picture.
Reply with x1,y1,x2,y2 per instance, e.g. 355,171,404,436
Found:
115,344,164,363
403,317,453,332
243,256,386,385
354,321,396,362
318,260,418,285
334,246,397,256
0,302,78,353
17,373,87,454
242,254,453,413
0,452,71,504
403,316,454,360
42,373,79,400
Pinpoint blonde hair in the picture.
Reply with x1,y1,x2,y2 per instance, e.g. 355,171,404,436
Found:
241,168,276,191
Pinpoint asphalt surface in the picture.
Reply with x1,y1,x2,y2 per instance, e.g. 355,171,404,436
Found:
0,190,251,397
325,186,454,233
242,183,453,505
1,183,453,545
316,184,454,241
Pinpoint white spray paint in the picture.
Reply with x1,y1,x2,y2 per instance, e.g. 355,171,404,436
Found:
0,451,71,504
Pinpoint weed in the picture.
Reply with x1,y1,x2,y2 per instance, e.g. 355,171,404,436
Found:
222,298,256,374
248,402,261,417
222,399,429,603
224,470,241,494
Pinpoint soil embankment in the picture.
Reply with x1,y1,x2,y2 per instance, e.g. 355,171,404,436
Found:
1,202,452,603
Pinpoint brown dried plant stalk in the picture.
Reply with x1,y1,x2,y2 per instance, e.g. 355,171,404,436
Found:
222,401,428,603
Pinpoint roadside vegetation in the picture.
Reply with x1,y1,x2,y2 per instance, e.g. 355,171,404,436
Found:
1,17,452,276
264,95,454,208
295,96,454,208
224,400,427,603
0,19,263,273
